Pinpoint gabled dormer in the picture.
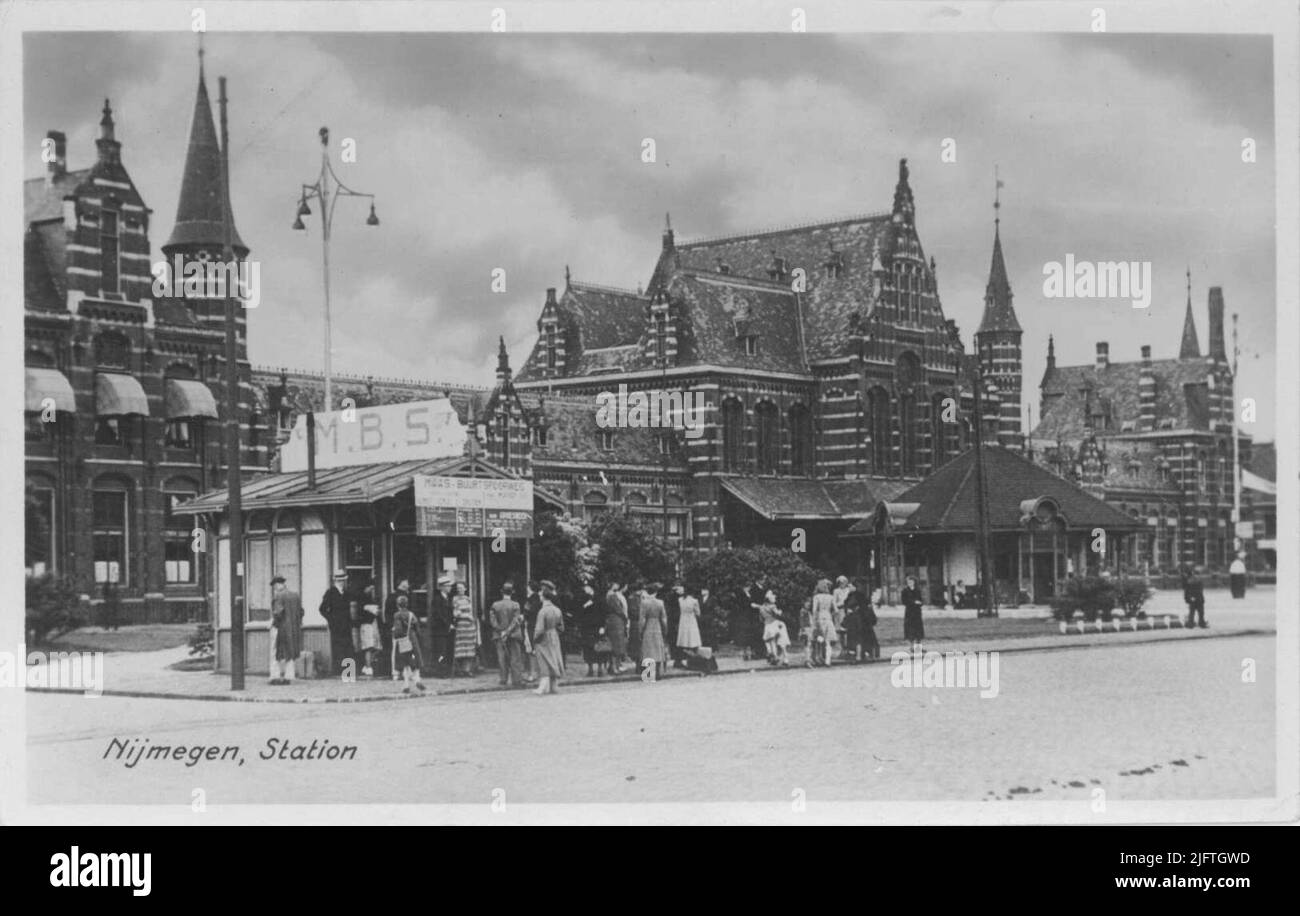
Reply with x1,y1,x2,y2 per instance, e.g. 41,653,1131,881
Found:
537,287,566,378
643,284,678,367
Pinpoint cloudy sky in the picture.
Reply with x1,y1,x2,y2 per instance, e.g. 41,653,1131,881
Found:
24,31,1277,438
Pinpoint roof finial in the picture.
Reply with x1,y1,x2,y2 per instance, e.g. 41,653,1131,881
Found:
564,264,571,287
198,31,205,81
665,212,672,232
1186,265,1191,302
994,164,1003,230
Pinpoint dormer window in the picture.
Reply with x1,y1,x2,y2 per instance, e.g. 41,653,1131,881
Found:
658,432,674,456
767,253,786,282
741,335,758,357
598,429,614,451
532,426,548,447
715,258,731,275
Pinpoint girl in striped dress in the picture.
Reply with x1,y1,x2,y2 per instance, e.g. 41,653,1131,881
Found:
451,582,479,677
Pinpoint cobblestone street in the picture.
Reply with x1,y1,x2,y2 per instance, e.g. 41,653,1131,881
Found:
25,630,1274,810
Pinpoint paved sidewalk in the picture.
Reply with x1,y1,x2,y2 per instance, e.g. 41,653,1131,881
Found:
30,587,1274,703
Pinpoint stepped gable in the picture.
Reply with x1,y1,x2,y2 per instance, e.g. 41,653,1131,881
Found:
1035,356,1217,439
675,212,893,360
864,445,1139,532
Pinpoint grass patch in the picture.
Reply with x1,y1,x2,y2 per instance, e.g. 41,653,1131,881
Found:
38,624,195,654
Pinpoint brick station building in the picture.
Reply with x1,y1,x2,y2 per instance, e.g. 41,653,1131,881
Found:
476,160,1023,573
23,60,269,622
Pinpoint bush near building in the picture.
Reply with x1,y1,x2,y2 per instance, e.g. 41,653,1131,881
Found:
1050,575,1152,622
26,574,83,645
684,546,825,643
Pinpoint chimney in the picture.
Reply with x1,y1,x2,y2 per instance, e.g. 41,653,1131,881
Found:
1138,348,1157,432
1095,342,1109,370
545,287,557,306
1045,334,1056,372
1207,286,1227,362
46,130,67,182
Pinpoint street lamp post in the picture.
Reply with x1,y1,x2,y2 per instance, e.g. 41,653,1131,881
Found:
293,126,379,413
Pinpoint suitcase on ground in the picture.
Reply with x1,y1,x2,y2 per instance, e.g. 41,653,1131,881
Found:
683,650,718,674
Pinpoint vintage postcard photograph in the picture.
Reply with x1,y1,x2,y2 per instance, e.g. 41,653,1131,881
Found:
4,0,1296,829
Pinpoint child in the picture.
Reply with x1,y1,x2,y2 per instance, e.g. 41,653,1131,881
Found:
357,583,380,678
391,595,427,694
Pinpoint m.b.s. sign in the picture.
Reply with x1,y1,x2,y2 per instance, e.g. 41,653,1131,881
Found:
279,398,466,471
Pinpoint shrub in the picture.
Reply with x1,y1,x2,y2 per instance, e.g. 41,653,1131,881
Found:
26,574,83,645
1049,575,1133,621
1114,580,1153,617
587,513,678,592
189,622,214,658
683,546,824,642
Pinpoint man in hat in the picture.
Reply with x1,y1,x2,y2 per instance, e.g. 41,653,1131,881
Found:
269,575,303,684
320,570,355,677
429,574,455,677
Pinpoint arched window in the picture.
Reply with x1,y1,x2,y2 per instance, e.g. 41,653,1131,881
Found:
755,401,779,474
868,386,891,475
163,477,200,586
899,394,917,475
789,403,813,476
721,398,744,472
26,476,57,576
583,490,609,521
92,475,132,586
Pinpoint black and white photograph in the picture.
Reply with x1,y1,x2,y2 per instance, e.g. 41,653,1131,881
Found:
3,0,1297,844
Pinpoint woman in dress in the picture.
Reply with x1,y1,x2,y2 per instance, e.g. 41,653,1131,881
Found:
637,582,669,681
901,575,925,656
675,585,703,657
604,581,629,674
532,580,566,695
809,579,839,667
451,581,479,677
579,583,605,677
759,590,791,666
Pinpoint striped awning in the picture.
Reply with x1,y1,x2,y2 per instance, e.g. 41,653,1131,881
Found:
95,372,150,416
25,367,76,413
165,378,218,419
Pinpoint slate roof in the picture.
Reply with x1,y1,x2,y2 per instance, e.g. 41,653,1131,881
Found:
675,213,894,361
165,70,246,253
24,169,90,223
248,369,489,426
851,445,1141,533
1179,297,1201,359
521,394,687,468
1035,356,1219,439
722,476,909,520
1245,441,1275,482
977,226,1021,334
562,281,646,350
667,270,807,373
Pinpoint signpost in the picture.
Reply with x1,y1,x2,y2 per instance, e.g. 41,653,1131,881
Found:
413,475,534,538
279,398,465,472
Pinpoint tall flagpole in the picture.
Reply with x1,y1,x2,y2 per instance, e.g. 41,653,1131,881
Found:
219,76,245,690
1231,312,1242,554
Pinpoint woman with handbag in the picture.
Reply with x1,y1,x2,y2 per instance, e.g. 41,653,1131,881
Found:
390,595,426,694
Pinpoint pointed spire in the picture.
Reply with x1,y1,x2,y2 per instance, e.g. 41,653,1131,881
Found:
890,157,914,225
1046,335,1056,371
662,212,674,252
1179,266,1201,359
978,218,1020,334
163,47,246,254
94,98,121,166
496,335,512,386
564,264,571,288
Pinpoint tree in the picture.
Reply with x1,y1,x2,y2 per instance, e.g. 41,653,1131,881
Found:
684,546,824,642
26,573,83,646
587,513,677,591
530,511,597,604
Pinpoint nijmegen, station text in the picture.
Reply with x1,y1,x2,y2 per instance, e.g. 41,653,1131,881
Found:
103,736,358,767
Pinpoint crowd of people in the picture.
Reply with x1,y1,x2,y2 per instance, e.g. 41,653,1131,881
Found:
262,569,926,692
